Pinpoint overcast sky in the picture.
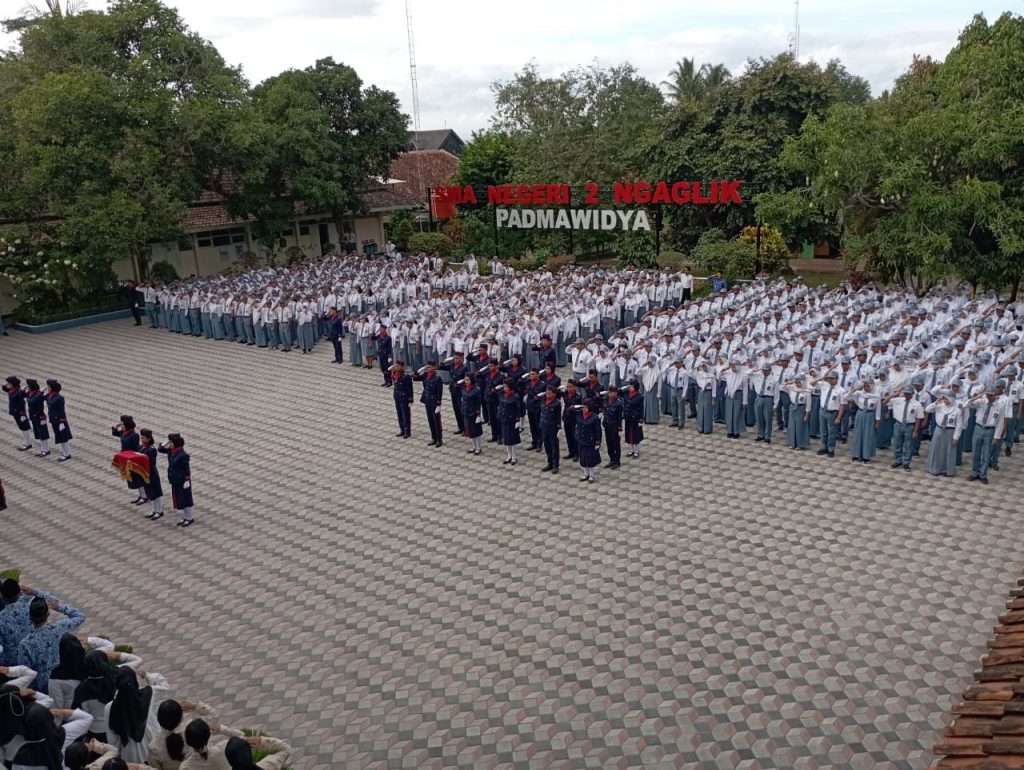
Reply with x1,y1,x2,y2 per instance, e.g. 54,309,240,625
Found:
2,0,1019,140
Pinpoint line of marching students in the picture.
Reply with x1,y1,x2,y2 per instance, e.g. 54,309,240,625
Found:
384,338,650,484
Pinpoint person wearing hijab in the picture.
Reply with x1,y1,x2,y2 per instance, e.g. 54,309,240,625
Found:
105,666,168,762
623,380,645,459
157,434,195,528
148,699,219,770
849,380,882,463
459,376,484,455
72,650,118,740
573,402,602,483
497,380,524,466
45,380,72,461
12,702,93,770
223,734,292,770
25,380,50,457
47,634,86,709
138,430,165,522
63,738,118,770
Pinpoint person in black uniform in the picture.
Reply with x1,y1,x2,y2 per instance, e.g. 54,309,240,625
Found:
481,361,504,443
582,370,603,411
467,343,492,376
440,353,468,435
126,280,142,326
412,360,444,447
540,361,561,392
3,375,31,450
24,379,50,457
377,327,394,386
497,381,524,465
112,415,146,504
524,369,546,451
602,386,624,469
561,380,583,461
535,335,556,371
158,432,195,527
460,376,484,455
138,429,164,520
540,384,562,474
390,360,413,438
326,308,345,363
501,355,527,394
45,380,72,461
575,402,602,483
624,379,645,458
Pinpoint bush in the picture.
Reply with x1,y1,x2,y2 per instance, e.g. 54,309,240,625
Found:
656,250,688,271
321,242,337,255
389,210,416,251
546,253,576,273
149,260,179,284
738,225,791,273
15,290,126,325
695,238,757,278
615,230,657,268
408,232,452,257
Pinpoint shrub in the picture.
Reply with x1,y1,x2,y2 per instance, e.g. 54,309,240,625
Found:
389,210,416,251
149,260,179,284
695,238,757,278
408,232,452,257
546,253,576,273
738,225,791,273
615,230,657,268
321,242,337,255
656,250,688,271
15,291,125,325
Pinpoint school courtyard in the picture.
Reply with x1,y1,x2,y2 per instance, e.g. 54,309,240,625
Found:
1,321,1020,770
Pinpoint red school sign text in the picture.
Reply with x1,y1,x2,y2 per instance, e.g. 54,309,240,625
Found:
433,180,744,207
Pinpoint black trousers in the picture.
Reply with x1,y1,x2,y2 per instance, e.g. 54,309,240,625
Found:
425,405,442,443
682,287,692,304
605,424,621,463
394,400,411,436
330,339,343,362
450,390,465,433
379,356,391,383
527,410,541,447
130,305,141,325
563,419,578,457
487,401,501,440
542,428,560,468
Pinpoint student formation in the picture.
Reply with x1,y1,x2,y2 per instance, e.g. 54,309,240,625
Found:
121,252,1021,485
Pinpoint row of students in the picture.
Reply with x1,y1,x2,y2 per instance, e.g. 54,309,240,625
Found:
3,377,73,460
111,419,196,527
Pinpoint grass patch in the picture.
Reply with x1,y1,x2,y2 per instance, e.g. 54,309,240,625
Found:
0,568,20,581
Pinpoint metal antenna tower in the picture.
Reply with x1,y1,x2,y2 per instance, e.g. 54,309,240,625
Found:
790,0,800,60
405,0,421,134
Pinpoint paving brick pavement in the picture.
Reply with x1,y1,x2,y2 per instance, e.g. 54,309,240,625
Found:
0,322,1020,769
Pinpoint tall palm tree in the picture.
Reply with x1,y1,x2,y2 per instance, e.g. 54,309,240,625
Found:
661,58,704,104
699,62,733,92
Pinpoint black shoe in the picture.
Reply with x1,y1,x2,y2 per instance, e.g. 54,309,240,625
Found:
396,432,405,437
403,434,410,439
891,462,901,468
588,478,595,483
36,451,50,457
510,460,517,466
816,449,827,456
579,477,588,483
148,511,164,520
851,457,858,462
827,452,834,458
610,462,621,469
980,477,989,484
453,430,463,436
180,518,195,527
16,444,30,451
968,474,979,481
473,449,481,455
551,467,559,474
541,465,552,472
754,437,764,442
428,441,437,446
562,453,573,459
903,465,911,471
435,442,443,448
467,448,475,453
765,439,771,444
381,382,389,387
503,459,511,464
1005,445,1012,457
604,462,613,468
57,455,71,462
487,437,497,443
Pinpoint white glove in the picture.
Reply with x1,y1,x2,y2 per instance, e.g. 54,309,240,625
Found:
435,407,440,414
476,415,483,424
183,481,191,489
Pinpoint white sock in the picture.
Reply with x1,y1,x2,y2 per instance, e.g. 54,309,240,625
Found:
591,467,598,481
505,446,512,460
510,446,517,461
153,498,164,514
21,430,31,445
40,439,49,452
60,442,70,457
184,506,194,522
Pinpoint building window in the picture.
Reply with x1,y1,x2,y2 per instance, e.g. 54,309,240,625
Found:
231,231,245,244
299,225,309,236
178,238,193,251
197,236,211,247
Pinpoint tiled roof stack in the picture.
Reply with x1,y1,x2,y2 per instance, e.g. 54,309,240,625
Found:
927,569,1024,769
389,149,459,204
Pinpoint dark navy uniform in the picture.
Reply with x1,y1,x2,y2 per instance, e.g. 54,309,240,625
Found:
602,395,624,467
413,369,444,445
540,371,562,393
582,378,603,412
46,392,73,442
26,389,49,442
502,365,528,397
575,411,602,471
112,426,141,452
539,392,563,471
140,444,163,503
535,344,556,371
392,369,414,437
524,377,547,449
460,384,483,439
327,315,345,362
159,445,193,510
498,391,524,446
440,359,468,434
4,385,30,434
467,351,492,376
376,333,394,384
624,389,645,447
482,368,504,441
561,388,583,459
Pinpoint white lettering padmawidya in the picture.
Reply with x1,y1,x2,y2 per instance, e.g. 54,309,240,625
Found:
633,210,652,231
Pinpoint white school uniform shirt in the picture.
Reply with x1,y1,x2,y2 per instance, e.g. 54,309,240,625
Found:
750,371,778,403
971,395,1008,439
9,708,92,770
851,390,881,419
888,395,925,424
816,382,848,411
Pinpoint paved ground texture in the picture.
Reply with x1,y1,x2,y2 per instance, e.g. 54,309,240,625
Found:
1,322,1021,770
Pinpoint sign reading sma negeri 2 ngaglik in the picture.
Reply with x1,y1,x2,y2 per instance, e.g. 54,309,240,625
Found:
431,181,744,231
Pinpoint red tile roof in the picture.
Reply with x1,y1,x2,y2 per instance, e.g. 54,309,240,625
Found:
927,568,1024,770
181,204,249,230
389,150,460,203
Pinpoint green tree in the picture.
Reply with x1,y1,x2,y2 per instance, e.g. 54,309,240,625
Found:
389,209,415,251
644,53,870,251
229,57,409,247
453,130,514,191
0,0,250,297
